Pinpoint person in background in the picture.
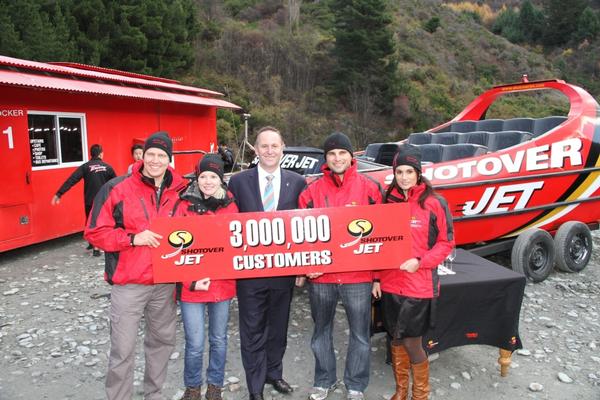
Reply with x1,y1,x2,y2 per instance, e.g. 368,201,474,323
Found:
127,143,144,175
175,154,238,400
227,126,306,400
298,132,382,400
372,144,454,400
85,131,186,400
218,143,234,173
51,143,116,256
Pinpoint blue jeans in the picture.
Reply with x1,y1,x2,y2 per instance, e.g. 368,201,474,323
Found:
308,282,372,392
180,300,231,388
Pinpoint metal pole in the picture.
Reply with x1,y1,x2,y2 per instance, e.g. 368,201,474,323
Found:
241,113,251,167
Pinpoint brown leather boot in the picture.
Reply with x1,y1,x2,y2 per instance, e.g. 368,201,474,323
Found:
205,384,223,400
411,359,430,400
182,387,202,400
390,343,410,400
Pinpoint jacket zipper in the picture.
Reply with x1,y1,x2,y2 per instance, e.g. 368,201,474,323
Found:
140,198,150,222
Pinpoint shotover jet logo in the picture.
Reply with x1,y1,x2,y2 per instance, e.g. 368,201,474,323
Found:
161,230,194,260
341,218,381,254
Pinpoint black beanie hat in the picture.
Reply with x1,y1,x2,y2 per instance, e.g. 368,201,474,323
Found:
323,132,353,155
196,153,224,181
144,131,173,160
393,144,422,172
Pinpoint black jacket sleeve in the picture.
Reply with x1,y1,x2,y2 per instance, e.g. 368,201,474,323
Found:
107,165,117,181
56,164,85,197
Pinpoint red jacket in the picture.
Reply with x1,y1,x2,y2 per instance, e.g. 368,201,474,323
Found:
377,183,454,298
84,164,186,285
176,191,238,303
298,161,382,284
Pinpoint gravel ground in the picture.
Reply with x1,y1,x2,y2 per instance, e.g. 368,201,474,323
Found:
0,233,599,400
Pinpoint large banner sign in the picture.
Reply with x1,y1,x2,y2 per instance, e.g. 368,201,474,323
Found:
151,203,412,283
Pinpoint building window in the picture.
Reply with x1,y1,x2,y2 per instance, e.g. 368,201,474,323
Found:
28,112,86,169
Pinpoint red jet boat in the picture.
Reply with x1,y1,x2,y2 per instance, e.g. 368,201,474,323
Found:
359,78,599,282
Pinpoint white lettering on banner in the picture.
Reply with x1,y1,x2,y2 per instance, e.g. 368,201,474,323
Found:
422,138,583,181
229,215,331,248
174,254,204,266
0,109,24,117
227,215,340,270
462,181,545,216
353,243,383,254
232,250,332,270
151,204,413,283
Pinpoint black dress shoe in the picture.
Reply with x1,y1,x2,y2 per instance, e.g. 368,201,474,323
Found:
266,378,293,394
249,393,264,400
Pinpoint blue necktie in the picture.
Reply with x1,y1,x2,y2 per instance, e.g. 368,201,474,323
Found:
263,174,275,211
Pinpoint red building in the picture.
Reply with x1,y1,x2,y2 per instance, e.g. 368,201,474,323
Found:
0,55,240,252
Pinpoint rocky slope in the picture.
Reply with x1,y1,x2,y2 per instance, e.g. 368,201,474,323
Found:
0,234,598,399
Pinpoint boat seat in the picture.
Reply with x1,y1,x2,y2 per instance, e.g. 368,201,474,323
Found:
442,144,488,162
417,144,444,163
373,143,400,166
407,132,432,144
431,132,459,144
475,119,504,132
450,120,478,133
486,130,532,151
532,116,567,137
423,115,565,147
502,118,535,133
363,143,384,161
457,131,489,146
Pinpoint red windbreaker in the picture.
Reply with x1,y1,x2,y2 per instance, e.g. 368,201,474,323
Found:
298,161,383,284
84,163,186,285
377,183,454,298
176,194,238,303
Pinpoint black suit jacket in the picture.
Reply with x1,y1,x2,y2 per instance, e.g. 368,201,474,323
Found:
228,167,306,288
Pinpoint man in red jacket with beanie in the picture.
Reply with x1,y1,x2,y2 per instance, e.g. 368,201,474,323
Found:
85,131,186,400
298,132,382,400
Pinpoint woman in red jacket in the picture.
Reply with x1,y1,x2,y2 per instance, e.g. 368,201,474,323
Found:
373,144,454,400
177,154,238,400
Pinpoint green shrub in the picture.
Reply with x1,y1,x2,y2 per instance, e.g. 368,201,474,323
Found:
423,16,440,33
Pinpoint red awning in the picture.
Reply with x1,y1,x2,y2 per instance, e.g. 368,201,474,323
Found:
0,68,240,110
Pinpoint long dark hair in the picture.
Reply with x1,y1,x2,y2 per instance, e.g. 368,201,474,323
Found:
384,170,435,209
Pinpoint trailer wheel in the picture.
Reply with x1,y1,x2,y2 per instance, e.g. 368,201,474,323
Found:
511,229,555,282
554,221,592,273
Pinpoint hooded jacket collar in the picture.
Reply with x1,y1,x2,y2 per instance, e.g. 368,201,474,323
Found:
387,182,426,203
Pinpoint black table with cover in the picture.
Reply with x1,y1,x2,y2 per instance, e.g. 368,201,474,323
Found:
422,249,525,358
372,248,526,376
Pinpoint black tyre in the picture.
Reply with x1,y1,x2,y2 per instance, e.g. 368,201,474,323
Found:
511,229,555,282
554,221,592,273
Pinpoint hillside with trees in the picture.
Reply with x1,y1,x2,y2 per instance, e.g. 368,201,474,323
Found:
0,0,598,152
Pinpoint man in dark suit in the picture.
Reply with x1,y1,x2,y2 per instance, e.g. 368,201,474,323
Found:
228,126,306,400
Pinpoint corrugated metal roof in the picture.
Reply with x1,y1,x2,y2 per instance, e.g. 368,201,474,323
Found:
0,68,240,110
0,55,224,97
49,62,182,84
